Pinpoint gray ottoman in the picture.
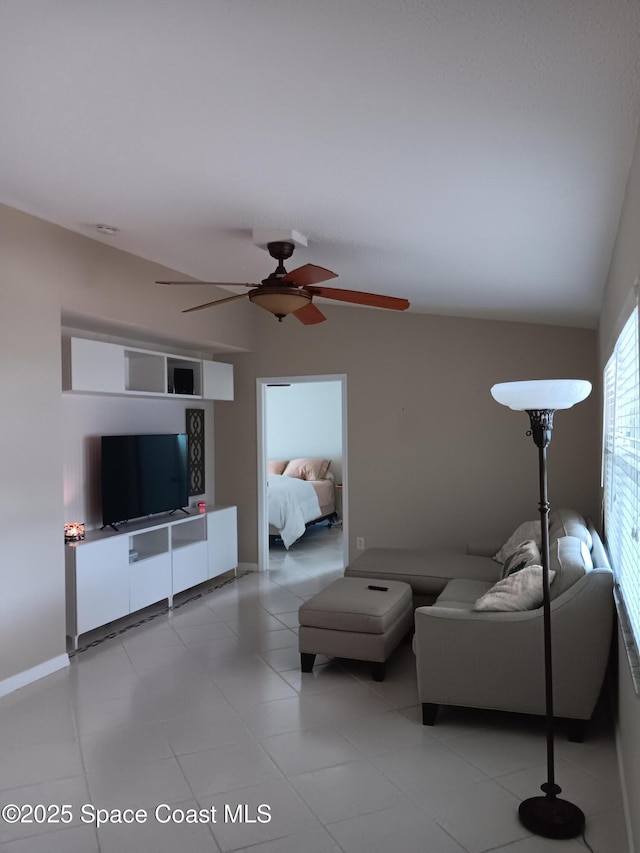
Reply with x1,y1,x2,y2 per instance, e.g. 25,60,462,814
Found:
298,577,414,681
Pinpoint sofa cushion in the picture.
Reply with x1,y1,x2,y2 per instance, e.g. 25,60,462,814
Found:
549,508,592,549
345,548,500,596
589,528,610,569
474,565,556,612
501,539,541,579
434,578,495,610
579,539,594,570
494,520,541,563
549,535,587,599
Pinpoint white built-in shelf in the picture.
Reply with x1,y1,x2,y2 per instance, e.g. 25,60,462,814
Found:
130,527,169,561
65,506,238,649
62,336,233,400
171,515,207,550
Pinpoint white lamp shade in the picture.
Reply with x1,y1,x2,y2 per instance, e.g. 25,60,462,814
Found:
491,379,592,411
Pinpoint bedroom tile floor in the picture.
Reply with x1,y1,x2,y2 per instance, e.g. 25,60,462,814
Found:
0,524,629,853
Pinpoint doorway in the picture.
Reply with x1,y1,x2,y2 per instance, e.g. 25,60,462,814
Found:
256,374,348,572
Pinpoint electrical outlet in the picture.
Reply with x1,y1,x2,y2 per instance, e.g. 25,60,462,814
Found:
356,537,365,550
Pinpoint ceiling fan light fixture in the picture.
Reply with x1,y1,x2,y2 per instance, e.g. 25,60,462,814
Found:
248,287,311,321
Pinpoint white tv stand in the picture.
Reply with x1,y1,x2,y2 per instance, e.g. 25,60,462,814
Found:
65,506,237,650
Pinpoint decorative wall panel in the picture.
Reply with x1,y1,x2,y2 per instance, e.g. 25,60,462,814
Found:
186,408,205,496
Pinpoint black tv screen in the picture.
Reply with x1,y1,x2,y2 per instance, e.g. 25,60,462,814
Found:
101,434,189,527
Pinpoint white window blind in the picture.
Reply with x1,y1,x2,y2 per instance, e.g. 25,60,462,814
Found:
603,307,640,648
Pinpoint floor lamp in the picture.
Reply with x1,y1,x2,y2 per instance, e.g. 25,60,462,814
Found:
490,378,592,840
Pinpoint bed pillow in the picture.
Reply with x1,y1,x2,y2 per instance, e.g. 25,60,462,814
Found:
500,539,541,580
267,460,288,475
494,520,541,563
473,565,556,612
282,458,331,480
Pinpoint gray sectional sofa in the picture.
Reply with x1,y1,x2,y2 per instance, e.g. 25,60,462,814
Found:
345,508,614,739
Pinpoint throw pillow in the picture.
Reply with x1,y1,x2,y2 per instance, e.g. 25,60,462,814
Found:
494,520,541,563
501,539,542,579
267,460,288,475
473,565,556,612
282,458,331,480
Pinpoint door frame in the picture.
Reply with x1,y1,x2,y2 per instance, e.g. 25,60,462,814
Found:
256,374,348,572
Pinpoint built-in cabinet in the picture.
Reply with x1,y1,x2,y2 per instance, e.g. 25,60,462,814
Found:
65,506,238,649
62,333,238,649
62,336,234,400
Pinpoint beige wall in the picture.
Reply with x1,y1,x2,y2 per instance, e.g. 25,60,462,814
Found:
0,272,66,681
598,127,640,852
215,304,599,566
0,203,254,688
61,389,216,529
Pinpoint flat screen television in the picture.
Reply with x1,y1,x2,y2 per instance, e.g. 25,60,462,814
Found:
101,433,189,529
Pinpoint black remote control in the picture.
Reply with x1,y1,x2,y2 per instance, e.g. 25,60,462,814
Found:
367,585,388,591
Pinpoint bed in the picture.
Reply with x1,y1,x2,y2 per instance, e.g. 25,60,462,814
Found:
267,458,336,548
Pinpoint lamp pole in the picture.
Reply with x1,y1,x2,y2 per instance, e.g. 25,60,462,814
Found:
517,410,585,838
490,380,591,840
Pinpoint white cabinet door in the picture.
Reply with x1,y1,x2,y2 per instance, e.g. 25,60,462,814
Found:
207,507,238,578
130,553,172,613
202,361,234,400
70,338,125,393
172,541,208,594
74,537,130,634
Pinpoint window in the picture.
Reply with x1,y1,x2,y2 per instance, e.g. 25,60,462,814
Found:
603,307,640,650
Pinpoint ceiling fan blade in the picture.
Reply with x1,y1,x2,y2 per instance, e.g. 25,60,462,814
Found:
157,280,259,288
293,302,327,325
182,293,249,313
282,264,338,287
308,286,410,311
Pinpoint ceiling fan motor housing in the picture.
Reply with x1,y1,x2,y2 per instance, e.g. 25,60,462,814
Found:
267,241,295,261
263,241,297,282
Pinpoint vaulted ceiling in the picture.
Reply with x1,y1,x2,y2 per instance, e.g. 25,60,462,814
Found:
1,0,639,328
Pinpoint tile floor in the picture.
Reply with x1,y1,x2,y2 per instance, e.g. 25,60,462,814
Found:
0,523,629,852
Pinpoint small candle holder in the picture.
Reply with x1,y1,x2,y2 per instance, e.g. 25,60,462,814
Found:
64,522,85,543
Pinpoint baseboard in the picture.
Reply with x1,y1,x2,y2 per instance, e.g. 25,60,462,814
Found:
609,667,636,853
615,717,636,853
0,653,69,699
238,562,259,572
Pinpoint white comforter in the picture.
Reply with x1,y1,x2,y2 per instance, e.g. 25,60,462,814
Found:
268,474,322,548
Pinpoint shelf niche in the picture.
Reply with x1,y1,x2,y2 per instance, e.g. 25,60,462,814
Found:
62,336,233,400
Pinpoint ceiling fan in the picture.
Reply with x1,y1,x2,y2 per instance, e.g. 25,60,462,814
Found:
157,241,410,324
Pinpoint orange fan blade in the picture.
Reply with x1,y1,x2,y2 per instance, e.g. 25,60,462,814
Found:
282,264,338,287
308,286,410,311
294,302,327,325
182,293,248,313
